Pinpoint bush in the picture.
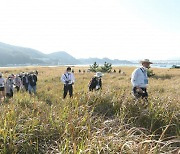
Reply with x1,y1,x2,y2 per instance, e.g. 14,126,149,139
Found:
89,62,112,73
89,62,99,72
100,62,112,73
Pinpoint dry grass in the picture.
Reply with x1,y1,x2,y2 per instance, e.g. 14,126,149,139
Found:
0,66,179,153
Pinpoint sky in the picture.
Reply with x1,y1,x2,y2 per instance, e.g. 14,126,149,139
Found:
0,0,180,60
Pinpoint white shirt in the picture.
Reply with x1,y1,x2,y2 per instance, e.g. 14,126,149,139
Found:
131,67,148,88
0,78,5,87
61,72,75,85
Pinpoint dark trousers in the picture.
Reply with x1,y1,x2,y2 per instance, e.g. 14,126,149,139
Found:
132,87,148,99
63,84,73,99
15,86,20,92
6,89,13,98
24,84,28,91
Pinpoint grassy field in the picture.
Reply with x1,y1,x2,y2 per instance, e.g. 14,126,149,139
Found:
0,66,179,154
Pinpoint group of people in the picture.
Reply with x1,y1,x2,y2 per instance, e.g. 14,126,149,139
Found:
61,59,153,100
0,71,38,101
61,67,103,98
0,59,152,101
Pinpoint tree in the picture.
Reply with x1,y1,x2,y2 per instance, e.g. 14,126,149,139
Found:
89,62,99,72
100,62,112,73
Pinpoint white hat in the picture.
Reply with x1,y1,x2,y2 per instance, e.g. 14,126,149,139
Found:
8,74,13,78
140,59,153,64
94,72,104,77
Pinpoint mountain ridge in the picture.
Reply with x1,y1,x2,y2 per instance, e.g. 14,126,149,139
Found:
0,42,133,66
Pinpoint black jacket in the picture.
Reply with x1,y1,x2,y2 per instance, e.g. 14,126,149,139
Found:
89,77,102,91
28,75,37,86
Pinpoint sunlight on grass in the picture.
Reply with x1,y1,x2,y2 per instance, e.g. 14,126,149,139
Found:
0,66,179,153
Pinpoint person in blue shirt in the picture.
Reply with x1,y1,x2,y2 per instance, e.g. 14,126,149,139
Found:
131,59,153,99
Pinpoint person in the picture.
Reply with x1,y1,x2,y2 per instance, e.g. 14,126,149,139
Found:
22,73,29,91
0,72,6,101
6,75,14,98
89,72,103,91
14,74,22,92
61,67,75,99
28,72,38,94
131,59,153,99
35,70,38,76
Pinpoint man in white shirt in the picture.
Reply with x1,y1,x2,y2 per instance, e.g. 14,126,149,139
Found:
131,59,153,99
61,67,75,99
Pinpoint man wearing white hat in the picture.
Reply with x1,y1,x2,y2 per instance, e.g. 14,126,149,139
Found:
131,59,153,99
89,72,103,91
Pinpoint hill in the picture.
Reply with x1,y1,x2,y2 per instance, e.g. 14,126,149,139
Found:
47,51,81,65
0,42,133,66
78,57,133,65
0,42,46,65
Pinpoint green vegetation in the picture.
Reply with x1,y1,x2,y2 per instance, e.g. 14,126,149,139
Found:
89,62,99,72
90,62,112,73
0,66,179,153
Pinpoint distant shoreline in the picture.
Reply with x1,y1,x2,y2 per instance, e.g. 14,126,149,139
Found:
0,63,178,69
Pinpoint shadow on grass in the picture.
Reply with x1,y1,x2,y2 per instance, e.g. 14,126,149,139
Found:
93,101,119,118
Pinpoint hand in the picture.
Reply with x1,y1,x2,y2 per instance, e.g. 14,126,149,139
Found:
136,87,143,93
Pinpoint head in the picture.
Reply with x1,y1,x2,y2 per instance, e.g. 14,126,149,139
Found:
66,67,71,73
140,59,153,69
8,75,12,80
94,72,103,78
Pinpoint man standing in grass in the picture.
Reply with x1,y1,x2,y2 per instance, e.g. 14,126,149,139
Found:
131,59,153,99
28,72,38,95
61,67,75,99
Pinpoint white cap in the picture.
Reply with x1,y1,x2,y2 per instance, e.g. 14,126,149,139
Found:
94,72,104,77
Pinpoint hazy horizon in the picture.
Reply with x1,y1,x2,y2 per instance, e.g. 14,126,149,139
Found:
0,0,180,60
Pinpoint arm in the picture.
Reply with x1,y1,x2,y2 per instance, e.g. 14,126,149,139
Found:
99,79,102,89
131,69,143,93
34,75,37,82
61,74,66,84
131,69,139,87
71,73,75,84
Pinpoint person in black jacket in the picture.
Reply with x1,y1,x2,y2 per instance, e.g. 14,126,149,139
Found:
22,73,29,91
28,72,38,94
89,72,103,91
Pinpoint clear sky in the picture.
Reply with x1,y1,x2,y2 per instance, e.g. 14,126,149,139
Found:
0,0,180,60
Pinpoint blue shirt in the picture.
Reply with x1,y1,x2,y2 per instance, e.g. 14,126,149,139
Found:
131,67,148,88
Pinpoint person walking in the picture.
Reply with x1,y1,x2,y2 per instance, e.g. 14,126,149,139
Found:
22,73,29,91
6,75,14,98
14,74,22,92
0,72,6,101
61,67,75,99
89,72,103,91
28,72,38,94
131,59,153,99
